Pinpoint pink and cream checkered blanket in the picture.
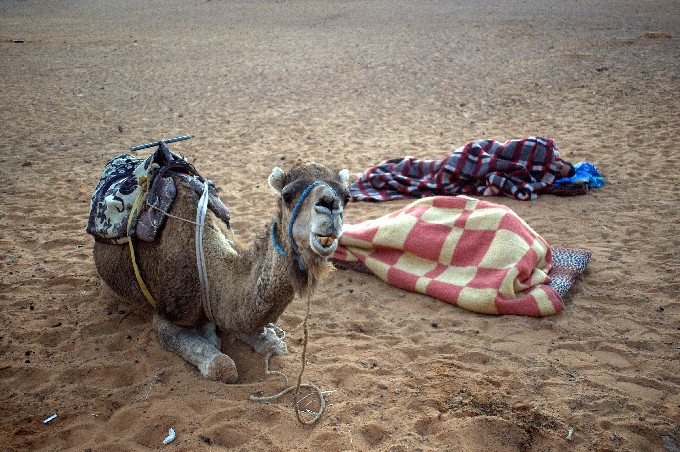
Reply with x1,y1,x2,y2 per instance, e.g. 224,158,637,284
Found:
333,196,568,316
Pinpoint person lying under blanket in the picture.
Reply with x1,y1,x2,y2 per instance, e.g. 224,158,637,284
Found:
350,137,580,202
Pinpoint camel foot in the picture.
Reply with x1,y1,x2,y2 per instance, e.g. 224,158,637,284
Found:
205,353,238,383
238,324,288,356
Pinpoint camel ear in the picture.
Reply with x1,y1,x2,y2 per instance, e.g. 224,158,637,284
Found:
268,167,286,194
338,169,350,187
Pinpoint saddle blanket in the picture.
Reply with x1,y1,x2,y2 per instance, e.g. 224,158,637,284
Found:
350,137,567,202
333,196,590,316
86,146,230,244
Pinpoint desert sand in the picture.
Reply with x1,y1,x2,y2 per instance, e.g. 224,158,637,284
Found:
1,0,679,450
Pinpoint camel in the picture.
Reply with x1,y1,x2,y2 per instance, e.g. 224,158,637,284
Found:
93,162,350,383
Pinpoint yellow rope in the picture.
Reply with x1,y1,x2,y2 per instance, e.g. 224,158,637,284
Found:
127,185,157,307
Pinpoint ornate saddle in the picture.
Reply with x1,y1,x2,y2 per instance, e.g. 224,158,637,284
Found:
86,136,231,244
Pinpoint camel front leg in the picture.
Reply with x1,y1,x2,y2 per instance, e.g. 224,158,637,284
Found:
201,322,221,349
153,314,237,383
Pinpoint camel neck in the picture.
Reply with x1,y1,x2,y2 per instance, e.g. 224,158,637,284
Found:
206,219,301,334
266,218,308,286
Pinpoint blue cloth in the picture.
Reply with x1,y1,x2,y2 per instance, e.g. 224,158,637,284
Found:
553,162,605,188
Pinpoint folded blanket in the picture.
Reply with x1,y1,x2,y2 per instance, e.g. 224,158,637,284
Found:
332,196,590,316
350,137,567,202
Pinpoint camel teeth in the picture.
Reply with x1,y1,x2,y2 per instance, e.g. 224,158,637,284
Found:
316,235,334,247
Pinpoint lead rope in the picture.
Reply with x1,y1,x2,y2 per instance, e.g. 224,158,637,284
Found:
251,180,338,423
249,286,326,425
292,280,325,424
251,213,328,423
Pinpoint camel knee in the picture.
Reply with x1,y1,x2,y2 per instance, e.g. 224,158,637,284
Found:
202,353,238,383
153,314,236,382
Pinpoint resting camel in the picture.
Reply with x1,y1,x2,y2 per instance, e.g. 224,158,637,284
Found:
93,162,350,383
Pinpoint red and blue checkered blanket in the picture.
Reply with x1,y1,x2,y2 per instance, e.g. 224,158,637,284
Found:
350,137,565,202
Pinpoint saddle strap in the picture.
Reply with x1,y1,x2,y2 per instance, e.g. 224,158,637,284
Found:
195,180,214,323
127,185,158,307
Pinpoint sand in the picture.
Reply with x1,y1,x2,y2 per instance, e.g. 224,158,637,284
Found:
1,0,678,450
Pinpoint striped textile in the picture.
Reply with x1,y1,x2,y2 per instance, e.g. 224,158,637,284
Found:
350,137,564,202
333,195,566,316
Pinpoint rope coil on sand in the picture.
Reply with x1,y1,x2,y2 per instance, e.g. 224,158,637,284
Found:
249,290,328,425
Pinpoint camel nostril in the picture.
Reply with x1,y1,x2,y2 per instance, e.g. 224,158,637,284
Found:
315,195,339,212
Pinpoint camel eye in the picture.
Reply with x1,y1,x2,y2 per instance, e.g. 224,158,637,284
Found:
282,190,294,204
281,185,301,205
335,189,350,206
281,180,308,205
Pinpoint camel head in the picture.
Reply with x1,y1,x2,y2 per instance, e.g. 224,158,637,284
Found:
268,162,350,271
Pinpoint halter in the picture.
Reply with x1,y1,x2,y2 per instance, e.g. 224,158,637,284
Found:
271,180,341,270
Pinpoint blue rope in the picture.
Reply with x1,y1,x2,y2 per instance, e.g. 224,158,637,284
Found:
289,181,326,270
271,221,286,257
272,180,339,271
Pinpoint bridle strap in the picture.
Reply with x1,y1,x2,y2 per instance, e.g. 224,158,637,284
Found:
272,180,339,270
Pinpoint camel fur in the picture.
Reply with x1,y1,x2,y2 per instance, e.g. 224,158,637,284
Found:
93,162,350,383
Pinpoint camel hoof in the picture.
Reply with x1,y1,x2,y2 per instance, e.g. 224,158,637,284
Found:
206,354,238,383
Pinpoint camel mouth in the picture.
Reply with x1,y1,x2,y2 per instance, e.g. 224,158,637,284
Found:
311,233,339,256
